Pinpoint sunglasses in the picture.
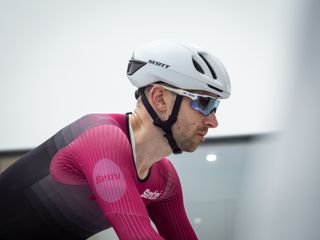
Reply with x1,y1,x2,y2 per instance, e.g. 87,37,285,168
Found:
155,84,220,116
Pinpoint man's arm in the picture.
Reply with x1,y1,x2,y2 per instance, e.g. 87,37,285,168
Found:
52,123,163,239
147,162,198,240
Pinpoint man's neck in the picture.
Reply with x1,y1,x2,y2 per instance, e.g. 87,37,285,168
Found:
129,111,172,179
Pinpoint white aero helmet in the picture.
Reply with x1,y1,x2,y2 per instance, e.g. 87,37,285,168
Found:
127,40,231,99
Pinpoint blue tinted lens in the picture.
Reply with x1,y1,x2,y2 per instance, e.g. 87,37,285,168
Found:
191,97,220,116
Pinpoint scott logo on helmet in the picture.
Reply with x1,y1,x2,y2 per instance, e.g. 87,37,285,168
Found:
148,60,170,68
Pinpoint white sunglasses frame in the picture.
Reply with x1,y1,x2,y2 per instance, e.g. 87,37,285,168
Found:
154,84,217,100
152,84,220,115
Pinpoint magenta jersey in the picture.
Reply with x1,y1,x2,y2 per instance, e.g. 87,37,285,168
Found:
0,113,198,240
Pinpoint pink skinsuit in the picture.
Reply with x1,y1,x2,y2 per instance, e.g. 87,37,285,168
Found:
0,113,198,239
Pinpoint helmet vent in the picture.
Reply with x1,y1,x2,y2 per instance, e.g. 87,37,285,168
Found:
192,58,205,74
198,53,217,79
127,59,147,76
207,84,223,93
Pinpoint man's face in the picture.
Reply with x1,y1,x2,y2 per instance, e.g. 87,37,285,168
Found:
172,95,219,152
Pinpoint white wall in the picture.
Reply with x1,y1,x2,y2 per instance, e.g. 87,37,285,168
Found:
0,0,303,150
234,0,320,239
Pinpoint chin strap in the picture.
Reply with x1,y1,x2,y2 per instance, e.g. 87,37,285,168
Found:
141,92,183,154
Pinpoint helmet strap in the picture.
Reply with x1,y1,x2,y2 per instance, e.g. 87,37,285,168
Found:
141,92,183,154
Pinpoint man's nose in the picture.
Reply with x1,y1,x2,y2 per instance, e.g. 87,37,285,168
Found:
204,112,219,128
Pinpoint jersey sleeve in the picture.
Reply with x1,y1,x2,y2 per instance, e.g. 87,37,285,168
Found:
51,123,163,240
147,161,198,240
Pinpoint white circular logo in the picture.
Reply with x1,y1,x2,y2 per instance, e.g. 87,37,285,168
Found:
93,159,126,203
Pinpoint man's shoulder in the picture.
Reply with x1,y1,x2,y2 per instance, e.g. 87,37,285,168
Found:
78,113,123,125
156,157,179,176
71,113,125,131
52,113,127,146
68,113,131,150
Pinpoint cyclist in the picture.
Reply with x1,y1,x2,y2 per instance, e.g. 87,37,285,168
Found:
0,40,231,239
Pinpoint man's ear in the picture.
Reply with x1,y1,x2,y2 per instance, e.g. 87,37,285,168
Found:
148,85,169,112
